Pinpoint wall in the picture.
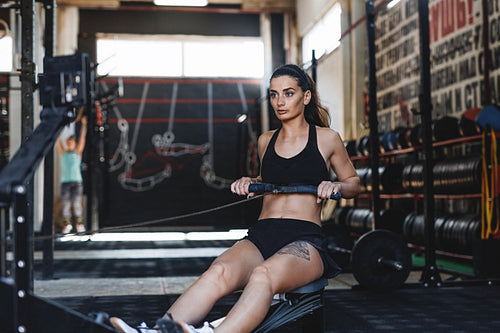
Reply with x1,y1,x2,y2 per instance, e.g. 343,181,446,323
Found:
296,0,365,140
316,48,344,134
296,0,337,36
374,0,490,132
77,6,284,229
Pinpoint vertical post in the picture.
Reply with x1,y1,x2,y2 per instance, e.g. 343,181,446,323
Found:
20,0,35,291
42,0,56,280
13,185,29,333
311,49,317,83
482,0,491,106
365,1,381,229
0,205,6,277
418,0,441,287
86,61,95,231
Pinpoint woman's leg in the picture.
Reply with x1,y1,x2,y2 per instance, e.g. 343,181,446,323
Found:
165,239,264,326
215,241,324,333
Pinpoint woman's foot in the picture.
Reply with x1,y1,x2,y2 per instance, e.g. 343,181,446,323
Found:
109,317,157,333
156,318,214,333
110,317,214,333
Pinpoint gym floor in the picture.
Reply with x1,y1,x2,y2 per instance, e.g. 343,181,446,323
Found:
22,234,500,332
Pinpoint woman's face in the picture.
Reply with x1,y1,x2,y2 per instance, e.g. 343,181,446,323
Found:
269,75,311,123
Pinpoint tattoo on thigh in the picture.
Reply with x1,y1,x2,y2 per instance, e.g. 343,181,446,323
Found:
277,241,311,261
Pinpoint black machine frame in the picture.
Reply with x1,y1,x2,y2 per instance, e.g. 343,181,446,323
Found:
0,2,111,331
0,46,115,331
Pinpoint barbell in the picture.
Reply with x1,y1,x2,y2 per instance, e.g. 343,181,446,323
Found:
327,228,412,291
248,183,412,291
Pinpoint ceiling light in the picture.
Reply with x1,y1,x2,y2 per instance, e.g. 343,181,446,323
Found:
154,0,208,6
386,0,401,9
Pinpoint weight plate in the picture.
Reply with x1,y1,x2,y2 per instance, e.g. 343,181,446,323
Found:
433,116,460,141
397,127,410,149
356,167,369,192
459,107,481,136
351,230,412,291
378,208,407,234
381,163,403,194
408,124,422,147
403,212,416,243
402,164,413,192
381,131,395,152
344,140,357,157
333,206,352,227
434,214,448,250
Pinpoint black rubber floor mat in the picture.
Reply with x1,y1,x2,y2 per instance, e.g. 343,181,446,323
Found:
323,286,500,332
50,286,500,332
32,257,215,279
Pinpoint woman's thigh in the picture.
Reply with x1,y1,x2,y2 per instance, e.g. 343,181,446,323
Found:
210,239,264,291
261,241,324,293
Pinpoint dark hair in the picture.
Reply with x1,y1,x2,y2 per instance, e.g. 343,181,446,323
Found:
270,64,330,127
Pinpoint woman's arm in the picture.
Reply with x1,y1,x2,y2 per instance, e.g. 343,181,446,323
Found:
230,131,273,196
317,128,360,201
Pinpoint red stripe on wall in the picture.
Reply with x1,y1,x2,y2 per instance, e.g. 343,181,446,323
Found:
108,118,250,124
116,98,256,104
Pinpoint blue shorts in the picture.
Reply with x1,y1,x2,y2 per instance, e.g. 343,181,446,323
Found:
244,218,341,279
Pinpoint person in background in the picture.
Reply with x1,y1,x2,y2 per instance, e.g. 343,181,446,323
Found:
56,116,87,234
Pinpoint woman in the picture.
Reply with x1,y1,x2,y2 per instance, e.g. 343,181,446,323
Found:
111,64,360,333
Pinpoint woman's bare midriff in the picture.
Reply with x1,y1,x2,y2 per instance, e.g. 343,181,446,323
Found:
258,193,322,225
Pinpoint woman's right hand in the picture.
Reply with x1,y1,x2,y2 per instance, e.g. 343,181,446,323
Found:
231,177,254,197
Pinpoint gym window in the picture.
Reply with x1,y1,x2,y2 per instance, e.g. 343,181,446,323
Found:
302,2,342,65
0,36,12,72
96,35,264,78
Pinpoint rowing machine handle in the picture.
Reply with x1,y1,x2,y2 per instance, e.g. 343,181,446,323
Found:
248,183,341,200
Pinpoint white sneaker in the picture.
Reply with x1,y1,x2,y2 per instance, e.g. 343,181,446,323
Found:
62,224,73,234
186,322,214,333
110,317,157,333
156,318,214,333
76,223,86,233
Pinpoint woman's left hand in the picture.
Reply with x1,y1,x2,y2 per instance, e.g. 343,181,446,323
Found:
316,181,341,203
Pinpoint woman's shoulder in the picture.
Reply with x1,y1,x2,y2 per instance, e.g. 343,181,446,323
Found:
315,126,344,154
257,129,278,152
316,126,342,141
258,129,278,142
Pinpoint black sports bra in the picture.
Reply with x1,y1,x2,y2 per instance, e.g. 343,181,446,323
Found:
261,124,329,186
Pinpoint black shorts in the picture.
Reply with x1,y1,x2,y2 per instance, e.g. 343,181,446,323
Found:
244,218,341,279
